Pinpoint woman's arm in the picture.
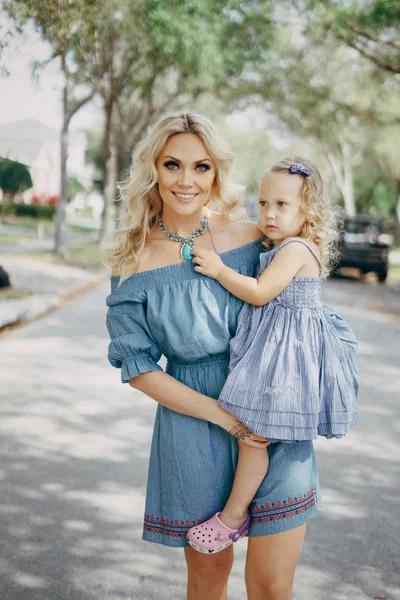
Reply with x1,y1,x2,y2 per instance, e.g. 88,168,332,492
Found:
192,242,311,306
130,371,268,448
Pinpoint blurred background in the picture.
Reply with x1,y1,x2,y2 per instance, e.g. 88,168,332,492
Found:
0,1,399,288
0,2,399,600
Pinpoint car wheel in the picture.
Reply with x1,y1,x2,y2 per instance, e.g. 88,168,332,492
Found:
377,266,388,283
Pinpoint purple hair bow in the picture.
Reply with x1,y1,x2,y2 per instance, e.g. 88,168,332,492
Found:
289,163,311,177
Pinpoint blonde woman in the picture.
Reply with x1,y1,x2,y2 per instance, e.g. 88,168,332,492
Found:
105,115,343,599
187,157,358,554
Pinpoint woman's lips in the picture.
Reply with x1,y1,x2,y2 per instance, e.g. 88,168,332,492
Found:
173,192,199,202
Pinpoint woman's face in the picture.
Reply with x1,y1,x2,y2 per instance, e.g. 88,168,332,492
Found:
156,133,216,217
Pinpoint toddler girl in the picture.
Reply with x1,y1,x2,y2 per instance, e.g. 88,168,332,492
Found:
187,157,358,554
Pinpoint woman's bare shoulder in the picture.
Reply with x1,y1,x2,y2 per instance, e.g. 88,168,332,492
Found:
219,216,263,244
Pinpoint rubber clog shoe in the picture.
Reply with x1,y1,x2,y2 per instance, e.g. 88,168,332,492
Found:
187,511,251,554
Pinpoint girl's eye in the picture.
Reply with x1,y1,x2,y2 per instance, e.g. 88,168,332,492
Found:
195,163,211,172
278,201,286,208
164,161,179,170
259,201,266,207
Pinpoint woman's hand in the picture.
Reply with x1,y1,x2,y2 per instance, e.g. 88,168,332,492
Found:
192,247,226,279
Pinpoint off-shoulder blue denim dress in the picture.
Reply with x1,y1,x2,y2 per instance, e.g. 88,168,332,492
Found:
106,239,322,548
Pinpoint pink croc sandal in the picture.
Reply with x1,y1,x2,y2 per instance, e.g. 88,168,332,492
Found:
187,511,251,554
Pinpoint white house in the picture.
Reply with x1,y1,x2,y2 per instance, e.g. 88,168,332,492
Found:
0,118,103,219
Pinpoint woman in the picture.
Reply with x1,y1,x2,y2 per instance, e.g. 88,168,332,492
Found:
105,113,320,600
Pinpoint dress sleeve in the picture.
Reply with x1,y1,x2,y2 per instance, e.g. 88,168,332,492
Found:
106,285,163,384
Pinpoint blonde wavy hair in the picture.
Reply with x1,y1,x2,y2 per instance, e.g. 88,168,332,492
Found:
264,156,343,277
103,112,244,282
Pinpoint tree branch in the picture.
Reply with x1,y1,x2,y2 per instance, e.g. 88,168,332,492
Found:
347,22,400,50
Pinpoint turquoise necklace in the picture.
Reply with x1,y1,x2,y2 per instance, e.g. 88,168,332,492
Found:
159,209,210,262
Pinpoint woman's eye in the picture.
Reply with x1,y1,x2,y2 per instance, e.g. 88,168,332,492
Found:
164,161,179,170
195,163,210,172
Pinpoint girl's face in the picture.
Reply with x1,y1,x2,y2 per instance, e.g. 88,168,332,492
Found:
257,171,307,244
156,133,216,218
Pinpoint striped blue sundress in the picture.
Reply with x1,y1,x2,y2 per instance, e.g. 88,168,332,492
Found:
218,237,359,441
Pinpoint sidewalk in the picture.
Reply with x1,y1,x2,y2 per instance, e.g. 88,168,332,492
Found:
0,255,107,330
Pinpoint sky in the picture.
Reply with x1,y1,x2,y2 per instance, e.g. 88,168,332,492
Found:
0,20,103,133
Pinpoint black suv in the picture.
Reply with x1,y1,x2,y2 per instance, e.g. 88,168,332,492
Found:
337,215,390,282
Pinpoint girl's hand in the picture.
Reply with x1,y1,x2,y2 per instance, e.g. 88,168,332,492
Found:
192,247,225,279
240,434,270,450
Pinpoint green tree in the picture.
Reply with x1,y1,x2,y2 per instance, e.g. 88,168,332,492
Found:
0,157,32,195
0,157,32,216
304,0,400,75
88,0,278,245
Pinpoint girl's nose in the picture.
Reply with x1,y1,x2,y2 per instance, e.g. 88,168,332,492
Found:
264,208,276,220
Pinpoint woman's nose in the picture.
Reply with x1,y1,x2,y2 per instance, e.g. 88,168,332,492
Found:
178,168,194,188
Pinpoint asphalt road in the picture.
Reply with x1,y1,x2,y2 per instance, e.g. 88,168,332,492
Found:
0,274,399,600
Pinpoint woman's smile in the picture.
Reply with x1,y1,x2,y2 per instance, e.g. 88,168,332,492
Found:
172,191,200,202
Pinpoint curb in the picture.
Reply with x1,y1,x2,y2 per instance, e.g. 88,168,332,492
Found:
0,274,107,336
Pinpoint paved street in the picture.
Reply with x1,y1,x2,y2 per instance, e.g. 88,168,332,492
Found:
0,275,399,600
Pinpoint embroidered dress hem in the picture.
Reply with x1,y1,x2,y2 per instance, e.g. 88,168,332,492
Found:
142,481,319,548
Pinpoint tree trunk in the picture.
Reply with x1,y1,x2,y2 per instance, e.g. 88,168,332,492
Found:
100,102,118,247
326,142,356,216
342,151,356,217
54,57,70,259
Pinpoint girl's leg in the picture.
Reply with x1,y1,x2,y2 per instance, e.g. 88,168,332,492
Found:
184,544,233,600
219,442,270,530
245,524,307,600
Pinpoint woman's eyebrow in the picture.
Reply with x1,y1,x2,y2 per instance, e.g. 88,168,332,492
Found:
163,155,212,164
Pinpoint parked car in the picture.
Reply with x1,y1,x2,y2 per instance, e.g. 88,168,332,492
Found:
336,215,390,282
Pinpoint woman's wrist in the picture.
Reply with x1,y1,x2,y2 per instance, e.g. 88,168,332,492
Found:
211,404,238,432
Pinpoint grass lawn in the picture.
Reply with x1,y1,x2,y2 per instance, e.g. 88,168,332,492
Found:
388,264,400,285
0,233,37,246
0,216,99,236
0,287,33,300
29,241,104,270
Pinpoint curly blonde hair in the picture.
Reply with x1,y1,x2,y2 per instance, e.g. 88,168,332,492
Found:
103,113,244,283
265,156,343,277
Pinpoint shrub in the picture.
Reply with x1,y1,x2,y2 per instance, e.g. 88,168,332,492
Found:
4,203,56,219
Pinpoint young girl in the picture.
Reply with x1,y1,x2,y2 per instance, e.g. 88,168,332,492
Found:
187,156,358,554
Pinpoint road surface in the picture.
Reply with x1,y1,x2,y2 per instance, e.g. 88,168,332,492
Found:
0,274,399,600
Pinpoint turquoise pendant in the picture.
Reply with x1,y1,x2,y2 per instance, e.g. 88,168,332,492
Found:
181,242,194,262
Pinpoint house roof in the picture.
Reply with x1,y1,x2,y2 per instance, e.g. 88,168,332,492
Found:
0,119,58,166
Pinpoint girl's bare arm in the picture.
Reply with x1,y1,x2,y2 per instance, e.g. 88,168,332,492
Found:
192,242,314,306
